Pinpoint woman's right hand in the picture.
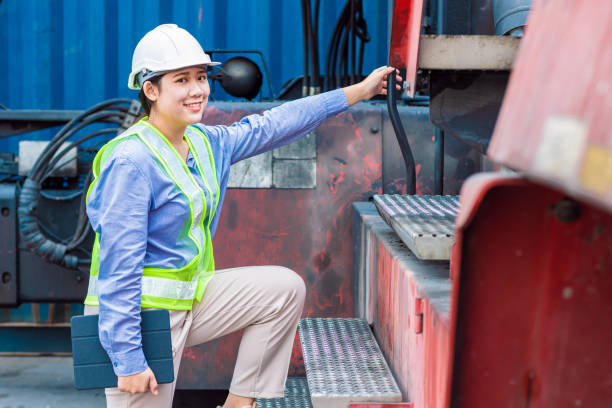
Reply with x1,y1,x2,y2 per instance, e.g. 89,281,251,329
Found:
118,366,159,395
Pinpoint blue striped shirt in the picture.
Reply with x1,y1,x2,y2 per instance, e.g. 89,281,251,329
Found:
85,89,348,376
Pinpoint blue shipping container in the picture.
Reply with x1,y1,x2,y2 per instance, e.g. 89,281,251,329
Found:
0,0,391,152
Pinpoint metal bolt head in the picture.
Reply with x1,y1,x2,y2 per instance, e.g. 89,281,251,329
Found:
1,272,11,284
370,126,380,134
551,198,581,223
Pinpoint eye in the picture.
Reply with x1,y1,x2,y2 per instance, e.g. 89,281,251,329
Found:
176,77,187,83
198,75,207,81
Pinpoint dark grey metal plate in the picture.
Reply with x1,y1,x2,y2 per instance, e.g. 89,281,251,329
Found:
298,318,402,408
373,194,459,260
0,183,18,306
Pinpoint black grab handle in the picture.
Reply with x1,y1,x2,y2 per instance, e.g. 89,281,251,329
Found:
386,72,416,195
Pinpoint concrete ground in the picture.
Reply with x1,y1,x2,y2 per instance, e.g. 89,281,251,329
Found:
0,356,233,408
0,356,105,408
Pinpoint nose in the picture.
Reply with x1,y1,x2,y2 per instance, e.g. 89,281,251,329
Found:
188,81,203,97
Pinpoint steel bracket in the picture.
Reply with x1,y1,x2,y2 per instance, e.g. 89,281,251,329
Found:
0,183,18,306
413,297,423,334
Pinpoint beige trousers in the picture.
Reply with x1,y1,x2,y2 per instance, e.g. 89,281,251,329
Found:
83,265,306,408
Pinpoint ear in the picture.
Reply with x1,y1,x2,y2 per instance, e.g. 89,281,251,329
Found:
142,81,159,102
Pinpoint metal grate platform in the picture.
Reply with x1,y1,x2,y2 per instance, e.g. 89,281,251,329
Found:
373,194,459,260
257,377,313,408
298,318,402,408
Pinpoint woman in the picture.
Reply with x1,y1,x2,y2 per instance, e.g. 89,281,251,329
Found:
83,24,402,408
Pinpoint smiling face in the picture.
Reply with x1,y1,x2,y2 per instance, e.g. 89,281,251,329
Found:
143,66,210,128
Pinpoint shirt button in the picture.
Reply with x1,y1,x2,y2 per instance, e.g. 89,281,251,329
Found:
113,362,118,367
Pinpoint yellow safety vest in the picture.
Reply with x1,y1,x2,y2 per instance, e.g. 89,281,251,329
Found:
84,118,220,310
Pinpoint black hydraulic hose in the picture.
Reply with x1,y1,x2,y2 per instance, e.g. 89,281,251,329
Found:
301,0,310,96
19,178,81,267
335,3,351,85
337,22,349,88
36,111,123,180
323,0,368,89
67,170,95,250
324,7,343,91
19,99,133,269
350,0,356,84
104,104,130,113
327,23,342,90
309,0,321,93
434,128,445,195
339,0,357,87
355,4,369,78
30,99,131,165
314,0,321,81
305,0,314,93
42,127,119,181
29,99,131,178
386,72,416,194
358,40,365,80
331,26,343,89
326,1,350,91
304,0,315,93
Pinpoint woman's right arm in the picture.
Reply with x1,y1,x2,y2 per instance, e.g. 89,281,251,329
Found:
86,154,157,393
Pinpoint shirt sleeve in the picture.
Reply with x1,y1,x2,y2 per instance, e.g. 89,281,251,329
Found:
86,154,153,377
223,88,348,164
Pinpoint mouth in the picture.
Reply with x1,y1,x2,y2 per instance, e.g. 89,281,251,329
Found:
184,101,203,112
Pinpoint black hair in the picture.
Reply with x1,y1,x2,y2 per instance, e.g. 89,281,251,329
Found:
138,75,162,116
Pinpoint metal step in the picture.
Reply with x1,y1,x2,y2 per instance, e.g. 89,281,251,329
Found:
373,194,459,260
298,318,402,408
257,377,312,408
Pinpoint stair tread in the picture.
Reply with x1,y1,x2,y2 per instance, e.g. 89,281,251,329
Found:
256,377,312,408
373,194,459,260
298,318,402,407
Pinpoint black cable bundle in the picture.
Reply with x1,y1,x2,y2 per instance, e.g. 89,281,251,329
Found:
325,0,370,92
18,99,139,269
301,0,321,95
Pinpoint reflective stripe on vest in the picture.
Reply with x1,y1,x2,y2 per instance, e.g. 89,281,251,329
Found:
84,119,219,310
87,273,198,300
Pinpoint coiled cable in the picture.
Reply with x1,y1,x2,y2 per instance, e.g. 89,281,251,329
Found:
18,99,139,269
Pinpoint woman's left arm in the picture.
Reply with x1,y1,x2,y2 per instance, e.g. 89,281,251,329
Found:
216,66,402,164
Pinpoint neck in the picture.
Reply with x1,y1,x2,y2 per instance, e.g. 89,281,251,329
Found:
147,111,186,145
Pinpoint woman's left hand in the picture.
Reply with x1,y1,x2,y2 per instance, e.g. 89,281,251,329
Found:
343,66,403,106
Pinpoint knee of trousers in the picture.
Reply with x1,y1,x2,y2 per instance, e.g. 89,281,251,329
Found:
270,266,307,306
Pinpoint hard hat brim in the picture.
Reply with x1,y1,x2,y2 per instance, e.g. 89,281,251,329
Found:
128,60,221,90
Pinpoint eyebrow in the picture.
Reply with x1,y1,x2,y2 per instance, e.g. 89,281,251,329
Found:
172,69,207,78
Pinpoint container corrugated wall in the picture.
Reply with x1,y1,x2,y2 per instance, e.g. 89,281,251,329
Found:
0,0,391,152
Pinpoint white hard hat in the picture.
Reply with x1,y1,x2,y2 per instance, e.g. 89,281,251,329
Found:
128,24,220,90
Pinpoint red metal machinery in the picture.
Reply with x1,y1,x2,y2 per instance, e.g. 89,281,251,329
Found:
367,0,612,407
450,2,612,406
389,0,425,99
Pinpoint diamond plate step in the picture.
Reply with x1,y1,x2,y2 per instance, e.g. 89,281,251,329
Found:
373,194,459,260
257,377,313,408
298,318,402,408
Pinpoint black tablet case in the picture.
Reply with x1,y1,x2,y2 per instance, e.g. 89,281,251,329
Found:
70,309,174,390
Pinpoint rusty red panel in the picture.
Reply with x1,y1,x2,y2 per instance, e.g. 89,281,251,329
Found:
357,209,452,408
389,0,424,97
488,0,612,212
448,174,612,407
350,404,413,408
176,104,385,388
